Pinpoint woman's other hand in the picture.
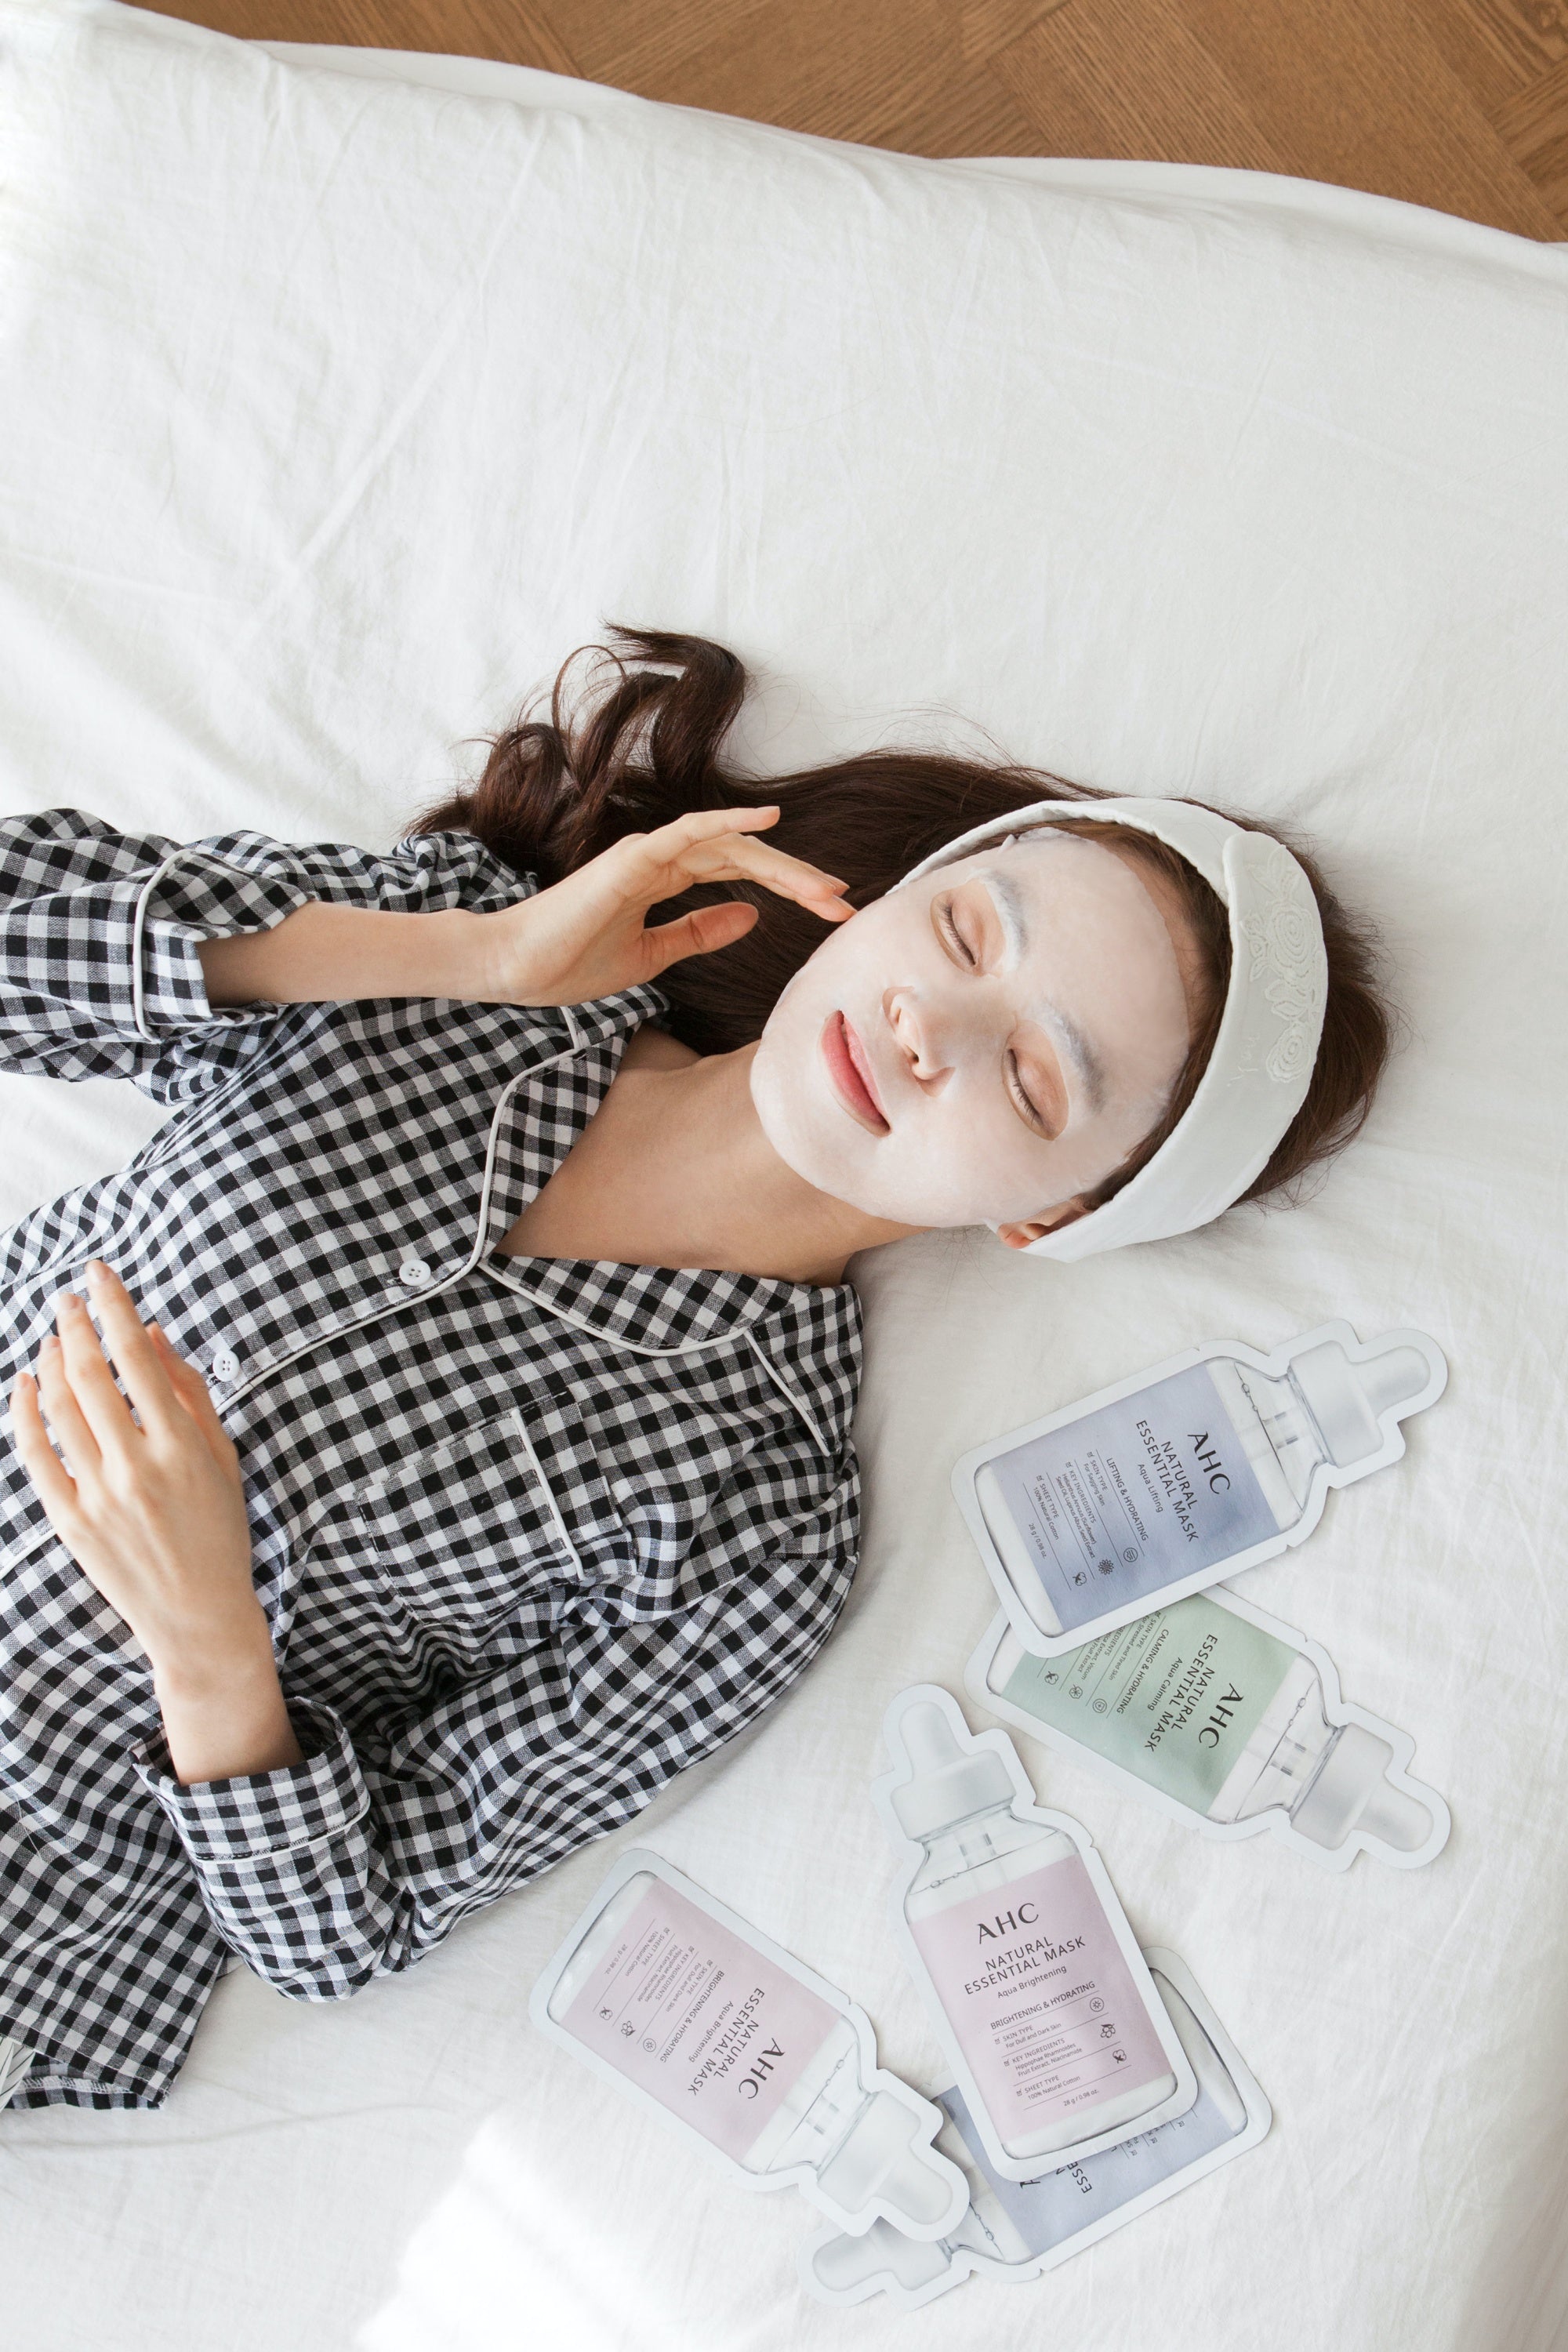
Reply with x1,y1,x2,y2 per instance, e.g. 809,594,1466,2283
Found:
198,808,851,1013
481,806,853,1006
9,1263,302,1784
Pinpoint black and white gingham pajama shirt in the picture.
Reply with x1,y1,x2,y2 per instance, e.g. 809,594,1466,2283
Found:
0,812,862,2109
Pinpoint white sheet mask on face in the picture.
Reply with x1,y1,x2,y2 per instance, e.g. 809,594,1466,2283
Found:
953,1319,1447,1653
801,1951,1271,2309
749,831,1195,1229
529,1849,967,2240
968,1588,1451,1871
896,798,1331,1261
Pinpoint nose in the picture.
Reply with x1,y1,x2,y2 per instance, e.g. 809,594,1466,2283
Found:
884,985,959,1091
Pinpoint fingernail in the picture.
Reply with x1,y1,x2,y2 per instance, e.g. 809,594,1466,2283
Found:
86,1259,108,1283
56,1292,82,1312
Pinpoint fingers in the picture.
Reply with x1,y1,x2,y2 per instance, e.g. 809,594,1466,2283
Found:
149,1325,240,1474
640,901,760,978
684,833,854,923
49,1283,145,1455
84,1261,181,1436
32,1333,101,1480
627,809,854,925
655,805,783,843
9,1367,82,1526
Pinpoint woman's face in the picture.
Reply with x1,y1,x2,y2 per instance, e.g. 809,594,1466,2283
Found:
750,831,1202,1239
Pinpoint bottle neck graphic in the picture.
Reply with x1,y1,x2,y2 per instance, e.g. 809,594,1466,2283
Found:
911,1801,1061,1900
746,2013,865,2175
1236,1696,1338,1822
1207,1359,1327,1528
1208,1652,1333,1824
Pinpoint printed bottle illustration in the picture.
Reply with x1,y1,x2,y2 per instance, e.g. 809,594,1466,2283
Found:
809,1969,1250,2299
987,1593,1437,1853
893,1701,1178,2161
546,1869,954,2225
811,2120,1034,2296
971,1327,1442,1637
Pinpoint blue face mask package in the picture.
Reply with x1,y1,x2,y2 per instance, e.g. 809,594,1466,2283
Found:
952,1319,1446,1655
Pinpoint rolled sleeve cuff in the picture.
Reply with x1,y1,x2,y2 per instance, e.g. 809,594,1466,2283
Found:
134,1704,371,1866
133,848,314,1040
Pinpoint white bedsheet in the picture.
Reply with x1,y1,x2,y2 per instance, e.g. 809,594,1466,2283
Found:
2,5,1566,2347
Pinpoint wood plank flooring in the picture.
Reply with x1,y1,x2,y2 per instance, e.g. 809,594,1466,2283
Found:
146,0,1568,238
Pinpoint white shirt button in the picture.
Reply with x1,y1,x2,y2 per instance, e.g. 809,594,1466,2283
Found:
212,1348,241,1383
398,1258,434,1289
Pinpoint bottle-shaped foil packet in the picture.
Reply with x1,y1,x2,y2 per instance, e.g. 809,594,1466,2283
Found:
802,1951,1271,2309
953,1319,1446,1655
968,1587,1450,1871
530,1850,967,2238
873,1686,1196,2181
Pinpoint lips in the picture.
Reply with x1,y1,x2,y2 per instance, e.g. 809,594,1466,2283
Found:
820,1010,889,1134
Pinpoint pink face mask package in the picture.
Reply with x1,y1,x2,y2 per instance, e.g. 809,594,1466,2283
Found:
528,1849,968,2238
873,1686,1198,2183
800,1948,1271,2309
967,1586,1450,1871
952,1319,1446,1657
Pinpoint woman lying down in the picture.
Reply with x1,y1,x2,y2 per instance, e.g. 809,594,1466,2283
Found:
0,630,1391,2109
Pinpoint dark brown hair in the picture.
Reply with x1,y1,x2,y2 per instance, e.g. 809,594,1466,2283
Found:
414,627,1395,1214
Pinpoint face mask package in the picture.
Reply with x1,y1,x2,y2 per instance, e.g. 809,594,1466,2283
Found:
873,1686,1199,2186
953,1318,1446,1656
800,1947,1271,2309
529,1849,968,2238
967,1586,1451,1870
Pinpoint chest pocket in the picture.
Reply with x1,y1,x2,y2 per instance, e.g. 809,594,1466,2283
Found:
345,1409,638,1628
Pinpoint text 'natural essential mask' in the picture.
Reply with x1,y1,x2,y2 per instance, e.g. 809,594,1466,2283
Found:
529,1849,967,2239
873,1686,1196,2182
802,1950,1271,2308
953,1318,1446,1654
967,1588,1450,1870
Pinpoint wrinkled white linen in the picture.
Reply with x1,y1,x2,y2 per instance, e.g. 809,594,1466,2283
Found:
1,6,1565,2348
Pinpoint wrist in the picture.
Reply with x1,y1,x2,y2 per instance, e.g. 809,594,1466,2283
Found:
463,900,543,1004
200,902,499,1007
149,1615,304,1787
399,906,502,1001
145,1599,276,1707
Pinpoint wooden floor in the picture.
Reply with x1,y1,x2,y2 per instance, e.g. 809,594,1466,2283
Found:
149,0,1568,238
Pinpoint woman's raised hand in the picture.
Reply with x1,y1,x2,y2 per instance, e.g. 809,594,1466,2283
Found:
198,807,852,1014
9,1263,301,1784
481,806,853,1007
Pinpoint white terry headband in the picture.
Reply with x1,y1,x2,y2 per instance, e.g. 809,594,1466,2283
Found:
899,798,1330,1261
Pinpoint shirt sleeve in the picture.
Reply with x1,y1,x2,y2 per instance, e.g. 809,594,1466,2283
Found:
132,1483,857,1999
0,809,528,1101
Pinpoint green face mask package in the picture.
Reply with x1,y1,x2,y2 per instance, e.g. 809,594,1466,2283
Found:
951,1319,1446,1657
800,1950,1270,2310
965,1587,1450,1871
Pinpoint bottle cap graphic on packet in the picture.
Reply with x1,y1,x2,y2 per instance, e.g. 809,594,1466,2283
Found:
890,1701,1013,1839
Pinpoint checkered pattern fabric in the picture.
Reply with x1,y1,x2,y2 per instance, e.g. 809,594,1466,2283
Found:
0,813,862,2109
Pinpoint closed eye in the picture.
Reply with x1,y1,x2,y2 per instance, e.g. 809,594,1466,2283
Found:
934,896,978,968
1006,1051,1051,1136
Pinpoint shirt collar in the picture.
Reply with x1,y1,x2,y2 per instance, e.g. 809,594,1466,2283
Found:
481,984,857,1359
